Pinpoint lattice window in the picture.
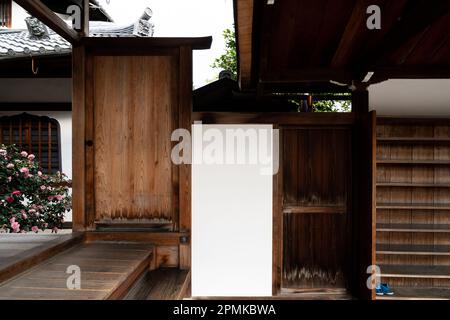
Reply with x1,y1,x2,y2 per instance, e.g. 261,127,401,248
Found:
0,113,62,174
0,0,12,28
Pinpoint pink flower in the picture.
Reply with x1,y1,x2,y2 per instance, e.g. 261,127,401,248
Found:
28,209,36,214
0,149,6,156
20,151,28,157
48,196,54,201
10,219,20,233
7,177,11,182
37,171,43,176
19,167,29,175
22,213,27,219
6,163,14,169
5,196,14,203
12,190,21,196
27,154,35,161
40,185,46,190
31,226,39,233
55,195,64,201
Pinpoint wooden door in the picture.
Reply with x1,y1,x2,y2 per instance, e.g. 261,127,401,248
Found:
281,127,352,290
93,55,178,225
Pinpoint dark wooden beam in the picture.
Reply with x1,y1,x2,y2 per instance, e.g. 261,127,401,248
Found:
366,0,450,66
0,54,72,78
331,0,371,67
0,103,71,111
14,0,80,44
192,112,357,126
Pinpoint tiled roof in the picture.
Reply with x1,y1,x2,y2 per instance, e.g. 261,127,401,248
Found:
0,21,154,60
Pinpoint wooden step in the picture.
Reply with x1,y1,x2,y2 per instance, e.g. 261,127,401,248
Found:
377,223,450,233
377,244,450,256
377,183,450,188
376,287,450,300
377,160,450,165
379,265,450,279
0,241,154,300
377,203,450,210
377,137,450,144
124,268,190,300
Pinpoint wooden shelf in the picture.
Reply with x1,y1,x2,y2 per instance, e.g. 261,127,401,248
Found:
377,183,450,188
379,265,450,279
377,244,450,256
377,159,450,165
377,223,450,233
376,287,450,300
282,205,346,214
377,203,450,210
377,137,450,144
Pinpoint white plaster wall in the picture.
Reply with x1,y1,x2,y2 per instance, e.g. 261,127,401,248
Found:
369,79,450,116
11,1,28,29
192,125,273,297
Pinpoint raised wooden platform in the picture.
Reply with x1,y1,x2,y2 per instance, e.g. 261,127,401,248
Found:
0,233,84,284
0,241,153,300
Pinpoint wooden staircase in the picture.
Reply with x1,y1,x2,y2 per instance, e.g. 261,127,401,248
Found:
376,118,450,300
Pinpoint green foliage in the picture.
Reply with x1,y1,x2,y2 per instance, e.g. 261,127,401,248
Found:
313,95,352,113
211,28,237,80
0,144,71,233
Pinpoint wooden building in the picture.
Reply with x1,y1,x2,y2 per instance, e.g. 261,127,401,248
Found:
0,0,449,300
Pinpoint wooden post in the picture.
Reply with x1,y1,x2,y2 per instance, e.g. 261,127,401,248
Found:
351,83,369,113
351,107,377,300
72,45,86,231
81,0,89,37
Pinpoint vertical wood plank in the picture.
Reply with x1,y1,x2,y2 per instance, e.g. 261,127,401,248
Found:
72,45,86,231
85,53,95,229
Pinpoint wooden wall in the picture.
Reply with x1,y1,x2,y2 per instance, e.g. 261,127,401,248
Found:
282,127,351,289
93,55,177,223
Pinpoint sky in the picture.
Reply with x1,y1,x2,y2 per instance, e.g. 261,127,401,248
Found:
96,0,235,88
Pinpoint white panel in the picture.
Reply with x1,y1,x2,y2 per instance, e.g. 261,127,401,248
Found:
192,124,273,297
369,79,450,116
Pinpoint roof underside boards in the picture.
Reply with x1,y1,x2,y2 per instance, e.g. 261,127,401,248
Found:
236,0,450,92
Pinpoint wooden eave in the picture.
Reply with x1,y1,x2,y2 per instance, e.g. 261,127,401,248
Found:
235,0,450,93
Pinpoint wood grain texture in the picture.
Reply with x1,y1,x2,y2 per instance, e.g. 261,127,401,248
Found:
281,127,351,290
0,233,84,284
0,242,153,300
376,117,450,297
93,55,177,222
124,268,190,300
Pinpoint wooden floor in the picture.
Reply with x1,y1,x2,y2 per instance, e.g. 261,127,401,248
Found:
377,287,450,300
0,241,153,300
0,233,83,284
0,233,72,270
124,268,190,300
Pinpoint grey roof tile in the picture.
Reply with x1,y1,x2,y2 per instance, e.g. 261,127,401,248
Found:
0,20,154,60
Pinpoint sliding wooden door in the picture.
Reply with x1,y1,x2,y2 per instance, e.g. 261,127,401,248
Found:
281,127,352,291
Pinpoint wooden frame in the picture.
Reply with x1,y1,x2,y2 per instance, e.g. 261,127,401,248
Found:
72,38,211,275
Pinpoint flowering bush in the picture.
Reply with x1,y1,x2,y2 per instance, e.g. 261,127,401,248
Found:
0,144,71,233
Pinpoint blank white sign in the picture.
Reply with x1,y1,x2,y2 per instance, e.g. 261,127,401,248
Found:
191,124,273,297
